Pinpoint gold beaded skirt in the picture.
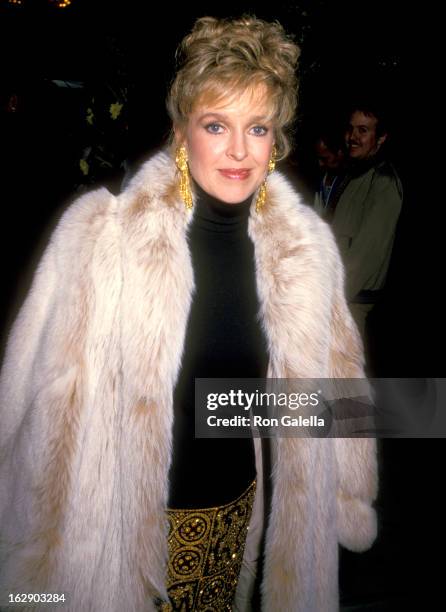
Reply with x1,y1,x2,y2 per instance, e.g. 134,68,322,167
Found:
160,479,256,612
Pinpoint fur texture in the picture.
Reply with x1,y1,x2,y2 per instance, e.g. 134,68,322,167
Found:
0,151,377,611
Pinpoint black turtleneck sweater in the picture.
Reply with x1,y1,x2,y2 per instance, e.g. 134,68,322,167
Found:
168,183,269,508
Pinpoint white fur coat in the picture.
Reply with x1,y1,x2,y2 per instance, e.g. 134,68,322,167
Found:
0,151,377,611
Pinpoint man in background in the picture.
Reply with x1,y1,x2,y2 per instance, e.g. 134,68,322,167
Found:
329,103,403,341
314,126,348,221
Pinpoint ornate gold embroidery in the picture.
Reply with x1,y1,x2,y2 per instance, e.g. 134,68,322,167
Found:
160,480,256,611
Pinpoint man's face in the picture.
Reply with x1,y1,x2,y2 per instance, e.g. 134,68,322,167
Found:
345,111,387,160
315,140,344,171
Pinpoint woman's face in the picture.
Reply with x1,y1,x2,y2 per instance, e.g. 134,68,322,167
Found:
177,86,275,204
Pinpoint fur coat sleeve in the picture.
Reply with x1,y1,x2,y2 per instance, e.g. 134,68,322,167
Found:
0,151,377,612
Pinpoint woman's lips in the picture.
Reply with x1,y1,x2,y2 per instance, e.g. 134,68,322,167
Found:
218,169,251,179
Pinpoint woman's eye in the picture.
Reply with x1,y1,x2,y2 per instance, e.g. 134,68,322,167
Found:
250,125,268,136
205,123,224,134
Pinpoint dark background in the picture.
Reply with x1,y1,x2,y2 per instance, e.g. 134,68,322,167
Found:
0,1,441,610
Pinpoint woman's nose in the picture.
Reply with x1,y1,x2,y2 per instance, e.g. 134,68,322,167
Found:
227,132,248,161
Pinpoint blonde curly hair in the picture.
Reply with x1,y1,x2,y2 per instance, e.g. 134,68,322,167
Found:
167,16,300,160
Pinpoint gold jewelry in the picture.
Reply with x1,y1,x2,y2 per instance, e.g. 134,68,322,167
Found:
175,145,193,210
268,144,277,173
255,145,277,213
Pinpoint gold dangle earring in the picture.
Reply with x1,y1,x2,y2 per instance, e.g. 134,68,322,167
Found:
255,145,277,213
175,145,193,210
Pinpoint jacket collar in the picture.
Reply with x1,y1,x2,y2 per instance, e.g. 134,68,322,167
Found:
120,149,333,384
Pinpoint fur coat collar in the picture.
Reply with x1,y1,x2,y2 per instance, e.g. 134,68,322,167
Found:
0,150,377,611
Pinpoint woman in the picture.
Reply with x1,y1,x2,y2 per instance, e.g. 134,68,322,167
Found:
0,16,377,612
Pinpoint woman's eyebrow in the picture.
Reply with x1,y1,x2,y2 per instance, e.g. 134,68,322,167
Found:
198,112,270,122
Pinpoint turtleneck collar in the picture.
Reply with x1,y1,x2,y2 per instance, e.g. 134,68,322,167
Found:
191,179,254,232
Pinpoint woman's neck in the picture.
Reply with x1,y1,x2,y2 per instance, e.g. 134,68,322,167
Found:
192,179,254,224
